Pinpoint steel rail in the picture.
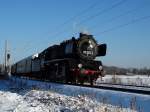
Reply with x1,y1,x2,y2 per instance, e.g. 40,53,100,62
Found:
97,82,150,88
64,83,150,95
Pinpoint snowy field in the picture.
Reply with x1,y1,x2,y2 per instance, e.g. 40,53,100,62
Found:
0,77,150,112
97,74,150,86
0,89,133,112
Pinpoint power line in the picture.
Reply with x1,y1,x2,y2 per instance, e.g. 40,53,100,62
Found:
90,5,144,30
52,0,127,38
96,15,150,35
13,0,148,63
13,0,101,60
78,0,127,25
46,0,101,38
47,0,126,41
16,15,150,63
54,0,101,29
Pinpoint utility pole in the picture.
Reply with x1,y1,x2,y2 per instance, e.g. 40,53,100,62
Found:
4,40,7,74
4,40,11,76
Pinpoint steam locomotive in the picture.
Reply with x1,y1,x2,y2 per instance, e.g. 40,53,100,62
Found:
11,33,107,85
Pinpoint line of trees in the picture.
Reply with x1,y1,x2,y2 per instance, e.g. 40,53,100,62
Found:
104,66,150,75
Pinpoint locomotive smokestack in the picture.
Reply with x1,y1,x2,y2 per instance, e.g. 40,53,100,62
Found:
79,32,93,38
80,33,85,37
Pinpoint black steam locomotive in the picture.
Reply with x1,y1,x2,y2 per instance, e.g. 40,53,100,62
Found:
11,33,107,85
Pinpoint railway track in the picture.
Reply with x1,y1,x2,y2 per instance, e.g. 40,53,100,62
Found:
10,76,150,96
97,82,150,88
63,83,150,95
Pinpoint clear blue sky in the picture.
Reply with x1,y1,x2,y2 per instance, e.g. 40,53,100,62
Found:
0,0,150,68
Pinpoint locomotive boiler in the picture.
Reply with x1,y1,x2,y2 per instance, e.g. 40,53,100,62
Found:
11,33,107,85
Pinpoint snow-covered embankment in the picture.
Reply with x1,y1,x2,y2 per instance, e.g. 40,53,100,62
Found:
0,77,149,112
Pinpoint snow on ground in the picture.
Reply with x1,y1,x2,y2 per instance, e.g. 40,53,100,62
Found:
14,90,133,112
1,77,150,112
0,79,136,112
97,74,150,86
0,91,22,112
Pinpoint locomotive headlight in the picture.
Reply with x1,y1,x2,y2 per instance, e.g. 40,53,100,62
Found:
99,66,103,71
78,64,82,68
89,40,92,44
89,44,93,48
